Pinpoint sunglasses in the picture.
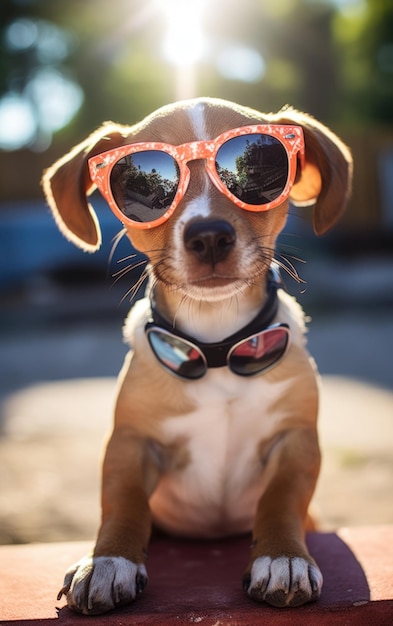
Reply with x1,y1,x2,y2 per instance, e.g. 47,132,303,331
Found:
88,125,305,229
145,322,290,380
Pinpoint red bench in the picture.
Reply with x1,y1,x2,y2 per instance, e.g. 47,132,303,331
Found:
1,526,392,625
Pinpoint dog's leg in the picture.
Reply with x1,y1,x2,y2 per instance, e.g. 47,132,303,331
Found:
243,427,322,607
58,429,157,615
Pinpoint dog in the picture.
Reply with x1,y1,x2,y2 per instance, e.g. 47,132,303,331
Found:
42,97,352,615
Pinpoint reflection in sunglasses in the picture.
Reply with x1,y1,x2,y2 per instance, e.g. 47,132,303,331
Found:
88,124,304,229
146,324,289,380
216,135,288,206
111,152,179,222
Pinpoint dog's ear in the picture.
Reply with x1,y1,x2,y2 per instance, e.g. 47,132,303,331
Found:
273,108,353,235
42,124,128,251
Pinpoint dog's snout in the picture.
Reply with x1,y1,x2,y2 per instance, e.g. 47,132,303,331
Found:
184,220,236,264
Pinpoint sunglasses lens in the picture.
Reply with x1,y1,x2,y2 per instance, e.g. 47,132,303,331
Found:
147,329,206,379
110,151,180,223
229,327,289,376
216,134,288,205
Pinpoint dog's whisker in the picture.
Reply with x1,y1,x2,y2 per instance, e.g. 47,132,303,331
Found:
118,283,138,306
280,253,306,265
274,255,306,284
254,237,306,264
112,259,147,282
277,252,306,281
276,243,307,265
118,269,150,306
109,228,128,267
118,286,138,307
252,238,306,285
115,253,140,264
112,265,132,285
111,248,166,297
276,246,306,262
173,293,192,329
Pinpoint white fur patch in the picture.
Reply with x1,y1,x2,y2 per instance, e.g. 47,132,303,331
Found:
150,368,291,537
176,191,212,225
172,191,213,279
61,555,147,615
247,556,323,606
173,103,211,241
172,294,263,342
189,101,208,140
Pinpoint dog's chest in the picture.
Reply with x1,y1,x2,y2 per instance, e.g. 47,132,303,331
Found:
150,369,285,537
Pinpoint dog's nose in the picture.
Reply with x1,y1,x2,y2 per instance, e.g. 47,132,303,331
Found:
184,220,236,264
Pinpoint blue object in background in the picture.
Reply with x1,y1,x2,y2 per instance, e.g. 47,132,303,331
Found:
0,198,142,290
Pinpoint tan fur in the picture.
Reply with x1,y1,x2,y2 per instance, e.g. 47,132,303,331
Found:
42,98,352,252
43,98,352,614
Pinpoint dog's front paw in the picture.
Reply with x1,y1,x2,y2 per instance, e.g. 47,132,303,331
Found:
243,556,322,607
57,555,148,615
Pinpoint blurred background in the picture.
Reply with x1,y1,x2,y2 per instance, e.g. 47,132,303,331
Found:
0,0,392,545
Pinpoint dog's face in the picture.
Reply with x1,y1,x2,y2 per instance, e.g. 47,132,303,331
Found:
117,103,293,303
43,98,352,304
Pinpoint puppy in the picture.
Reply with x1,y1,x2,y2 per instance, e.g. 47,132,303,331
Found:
42,97,352,615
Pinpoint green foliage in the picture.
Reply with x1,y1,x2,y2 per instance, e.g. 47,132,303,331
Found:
1,0,392,151
333,0,393,126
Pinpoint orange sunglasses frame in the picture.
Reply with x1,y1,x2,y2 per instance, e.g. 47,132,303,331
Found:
88,124,305,230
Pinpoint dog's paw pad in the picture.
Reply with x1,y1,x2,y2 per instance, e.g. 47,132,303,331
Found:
245,556,322,607
58,555,148,615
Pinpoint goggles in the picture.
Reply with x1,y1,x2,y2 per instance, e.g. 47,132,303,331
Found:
145,322,290,380
88,125,305,229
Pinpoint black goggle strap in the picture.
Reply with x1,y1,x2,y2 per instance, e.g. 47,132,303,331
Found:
146,265,282,369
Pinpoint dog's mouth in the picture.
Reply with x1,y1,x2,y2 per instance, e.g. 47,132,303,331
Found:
176,273,253,302
192,272,239,287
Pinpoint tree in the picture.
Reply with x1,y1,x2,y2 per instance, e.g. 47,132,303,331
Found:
335,0,393,126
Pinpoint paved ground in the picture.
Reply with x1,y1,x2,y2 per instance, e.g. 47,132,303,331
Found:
0,257,392,544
